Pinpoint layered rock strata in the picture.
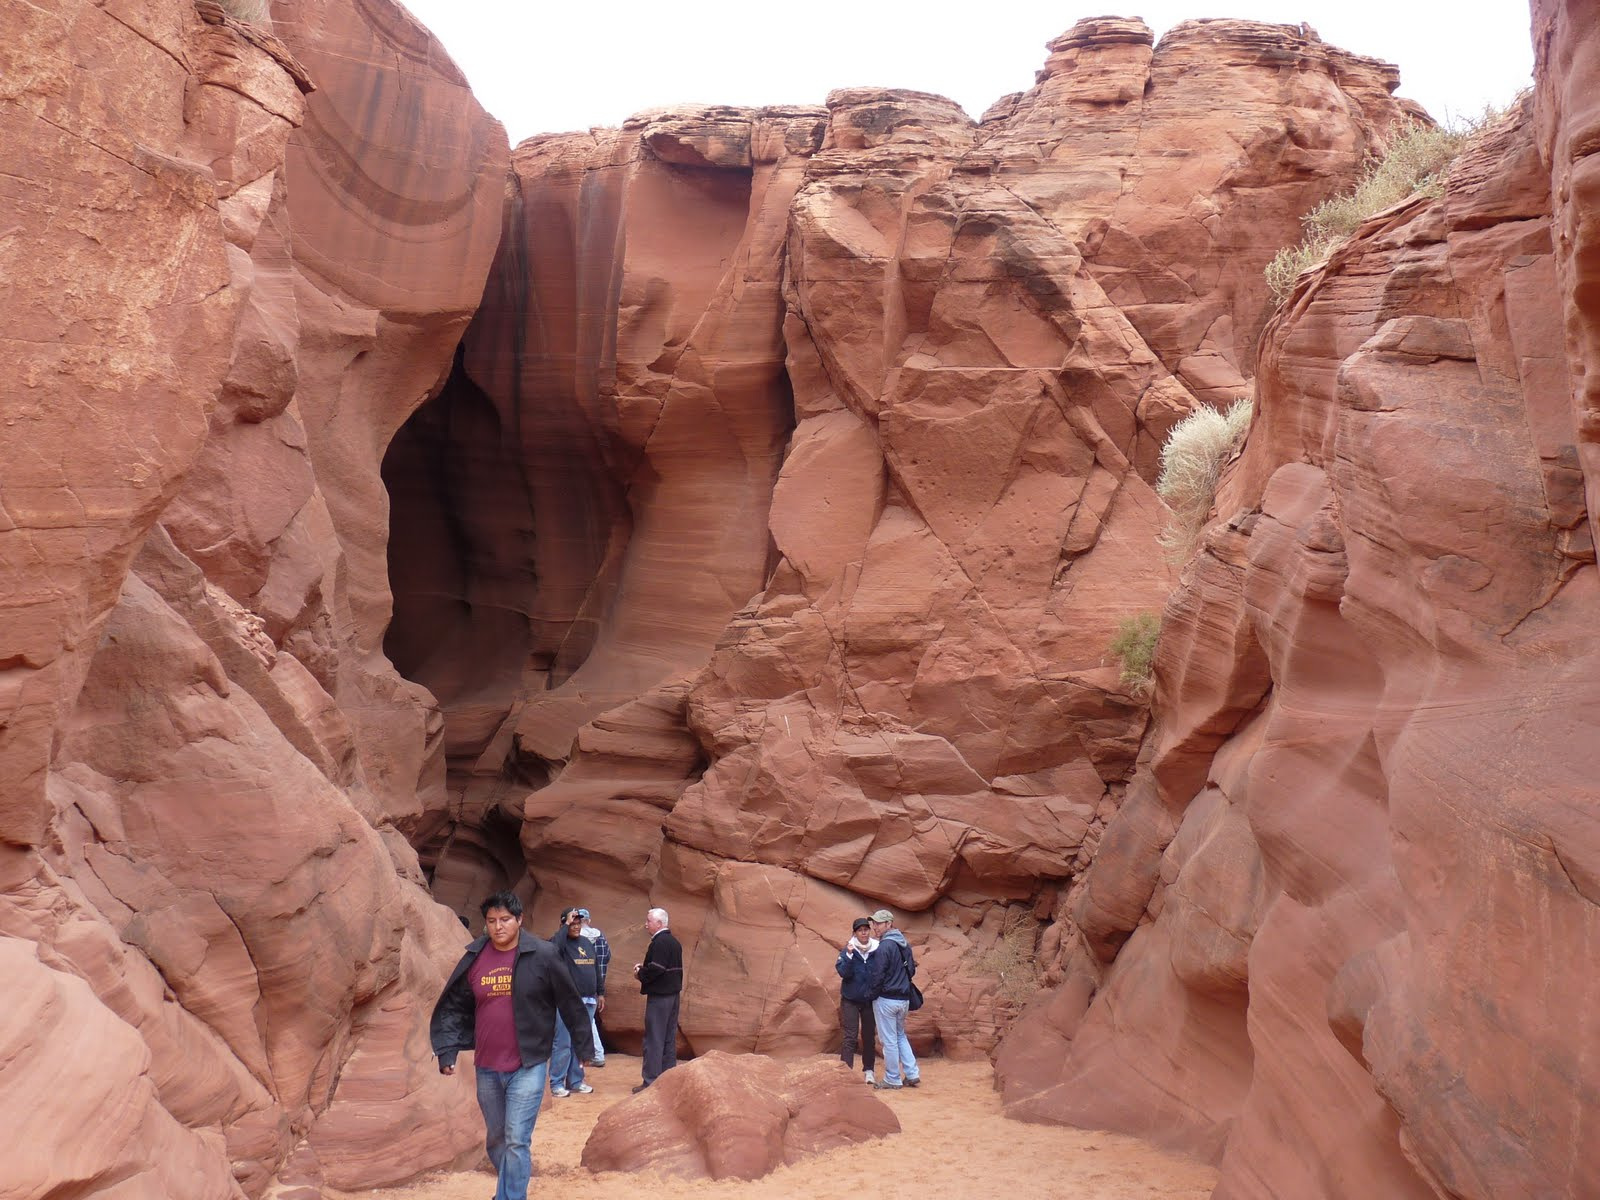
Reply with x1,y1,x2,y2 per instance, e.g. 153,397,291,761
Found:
995,22,1600,1199
0,0,504,1194
385,18,1414,1062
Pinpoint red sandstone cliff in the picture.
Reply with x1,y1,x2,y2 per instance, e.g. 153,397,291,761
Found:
5,3,1595,1198
990,7,1600,1200
385,18,1416,1063
383,12,1600,1197
0,0,503,1194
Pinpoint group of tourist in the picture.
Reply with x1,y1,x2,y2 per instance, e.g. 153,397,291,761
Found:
835,907,922,1089
428,893,921,1200
428,892,683,1200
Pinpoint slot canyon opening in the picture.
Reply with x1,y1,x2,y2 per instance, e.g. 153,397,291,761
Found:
380,156,795,922
381,338,636,914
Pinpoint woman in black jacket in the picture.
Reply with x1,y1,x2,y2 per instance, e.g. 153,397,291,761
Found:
836,916,878,1085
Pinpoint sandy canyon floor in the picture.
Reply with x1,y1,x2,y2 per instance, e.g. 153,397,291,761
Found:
340,1057,1216,1200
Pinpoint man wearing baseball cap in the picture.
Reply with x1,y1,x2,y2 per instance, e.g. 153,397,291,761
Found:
547,906,602,1097
866,908,921,1089
575,909,610,1067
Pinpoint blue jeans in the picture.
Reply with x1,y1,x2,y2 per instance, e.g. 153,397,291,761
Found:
589,1005,605,1064
474,1060,547,1200
550,997,596,1090
873,997,918,1086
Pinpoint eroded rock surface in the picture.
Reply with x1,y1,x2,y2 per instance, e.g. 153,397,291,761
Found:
9,3,1591,1198
580,1051,899,1180
996,30,1600,1200
385,17,1414,1063
0,0,504,1194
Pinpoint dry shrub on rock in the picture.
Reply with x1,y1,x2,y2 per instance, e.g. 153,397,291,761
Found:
971,910,1044,1006
1266,116,1493,302
1107,612,1162,697
215,0,271,22
1156,398,1253,563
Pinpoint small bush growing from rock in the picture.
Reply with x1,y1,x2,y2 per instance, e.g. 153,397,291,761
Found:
216,0,271,22
1157,397,1252,563
1265,115,1492,303
1107,611,1161,696
972,911,1042,1006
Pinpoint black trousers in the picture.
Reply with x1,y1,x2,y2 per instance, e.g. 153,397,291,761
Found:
840,997,876,1071
642,992,680,1085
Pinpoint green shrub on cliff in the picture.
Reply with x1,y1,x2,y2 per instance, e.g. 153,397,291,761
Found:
1265,117,1481,303
1157,396,1253,563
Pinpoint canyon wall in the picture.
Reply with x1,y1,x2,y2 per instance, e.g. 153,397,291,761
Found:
385,17,1417,1064
992,6,1600,1200
0,0,504,1194
5,2,1593,1198
384,10,1600,1197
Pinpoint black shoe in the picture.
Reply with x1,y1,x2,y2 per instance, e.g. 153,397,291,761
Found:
632,1083,650,1093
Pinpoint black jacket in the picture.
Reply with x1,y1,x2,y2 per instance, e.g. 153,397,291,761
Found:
549,928,602,997
638,928,683,996
867,929,916,1001
836,942,875,1004
430,932,595,1069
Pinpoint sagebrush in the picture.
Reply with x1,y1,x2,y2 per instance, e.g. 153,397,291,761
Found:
1265,116,1490,303
1108,612,1161,695
217,0,271,22
971,913,1042,1007
1157,396,1253,563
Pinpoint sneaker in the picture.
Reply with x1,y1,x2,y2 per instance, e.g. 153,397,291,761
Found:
631,1083,650,1094
904,1078,921,1088
591,1060,606,1068
572,1082,594,1094
872,1081,902,1090
550,1087,570,1098
864,1071,875,1085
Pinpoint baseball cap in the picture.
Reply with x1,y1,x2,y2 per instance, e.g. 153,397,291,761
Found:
852,917,872,931
870,909,894,923
576,908,590,920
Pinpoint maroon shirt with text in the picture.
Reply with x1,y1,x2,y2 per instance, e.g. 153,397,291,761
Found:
470,944,522,1071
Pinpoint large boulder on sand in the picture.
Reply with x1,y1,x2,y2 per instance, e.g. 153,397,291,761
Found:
580,1052,899,1180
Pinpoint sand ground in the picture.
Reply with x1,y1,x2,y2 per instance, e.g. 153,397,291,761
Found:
342,1055,1217,1200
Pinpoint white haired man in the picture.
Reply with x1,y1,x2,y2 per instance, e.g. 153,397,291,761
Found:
631,906,683,1092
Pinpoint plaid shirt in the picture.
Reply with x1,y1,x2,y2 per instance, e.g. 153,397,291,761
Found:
582,926,610,994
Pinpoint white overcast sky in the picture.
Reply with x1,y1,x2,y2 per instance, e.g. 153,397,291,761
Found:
394,1,1536,145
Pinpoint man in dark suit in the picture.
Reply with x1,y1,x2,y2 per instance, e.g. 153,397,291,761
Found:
632,906,683,1092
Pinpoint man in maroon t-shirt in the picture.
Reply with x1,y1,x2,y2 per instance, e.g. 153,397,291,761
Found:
430,892,593,1200
469,934,521,1071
